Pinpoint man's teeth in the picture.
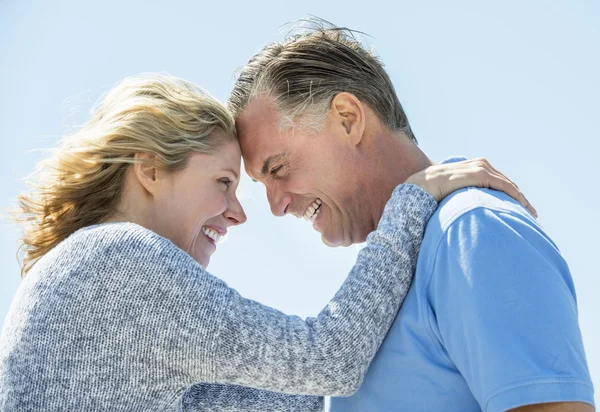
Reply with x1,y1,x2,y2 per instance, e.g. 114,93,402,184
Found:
303,199,323,223
202,227,221,243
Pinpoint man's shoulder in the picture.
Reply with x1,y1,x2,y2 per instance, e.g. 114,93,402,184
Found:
437,187,533,228
423,187,538,243
416,187,553,274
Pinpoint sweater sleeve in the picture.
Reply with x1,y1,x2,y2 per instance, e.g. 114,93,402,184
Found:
192,184,436,397
181,383,324,412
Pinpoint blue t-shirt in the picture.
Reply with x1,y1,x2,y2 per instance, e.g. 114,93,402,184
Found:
331,159,594,411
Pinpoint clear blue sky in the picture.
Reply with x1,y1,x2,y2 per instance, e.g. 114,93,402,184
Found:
1,0,598,405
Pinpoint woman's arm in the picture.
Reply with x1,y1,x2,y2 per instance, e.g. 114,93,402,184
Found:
178,159,533,397
202,184,436,396
177,185,430,410
181,383,324,412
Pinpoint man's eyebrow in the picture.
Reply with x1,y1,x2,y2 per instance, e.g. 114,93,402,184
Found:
261,153,287,177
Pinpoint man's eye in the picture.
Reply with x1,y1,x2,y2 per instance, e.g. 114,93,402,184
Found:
270,165,283,176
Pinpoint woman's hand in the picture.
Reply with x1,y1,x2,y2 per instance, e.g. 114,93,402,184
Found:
405,158,537,217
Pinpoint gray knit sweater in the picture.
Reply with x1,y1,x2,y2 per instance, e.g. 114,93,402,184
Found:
0,184,437,411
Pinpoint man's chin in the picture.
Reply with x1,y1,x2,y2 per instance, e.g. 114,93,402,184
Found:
321,232,351,248
321,230,368,248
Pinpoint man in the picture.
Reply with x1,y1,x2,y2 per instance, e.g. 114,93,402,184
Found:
225,24,594,411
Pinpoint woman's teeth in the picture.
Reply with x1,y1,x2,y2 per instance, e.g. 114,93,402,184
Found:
303,199,322,223
202,227,221,243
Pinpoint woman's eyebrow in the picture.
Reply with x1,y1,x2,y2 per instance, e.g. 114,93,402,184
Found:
223,168,239,180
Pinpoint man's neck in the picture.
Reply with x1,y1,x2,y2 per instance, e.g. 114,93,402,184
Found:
362,127,433,229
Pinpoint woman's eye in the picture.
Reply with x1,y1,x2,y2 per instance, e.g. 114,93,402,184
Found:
219,178,232,188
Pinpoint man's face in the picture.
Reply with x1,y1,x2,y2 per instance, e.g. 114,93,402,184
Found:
236,96,376,247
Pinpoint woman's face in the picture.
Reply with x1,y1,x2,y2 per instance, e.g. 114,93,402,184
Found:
152,140,247,267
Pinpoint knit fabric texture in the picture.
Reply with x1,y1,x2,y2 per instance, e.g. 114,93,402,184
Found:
0,184,436,411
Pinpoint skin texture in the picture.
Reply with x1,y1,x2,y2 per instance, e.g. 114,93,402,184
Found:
107,141,246,268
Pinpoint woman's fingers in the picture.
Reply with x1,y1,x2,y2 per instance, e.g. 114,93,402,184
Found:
471,159,538,217
406,158,537,218
476,167,537,217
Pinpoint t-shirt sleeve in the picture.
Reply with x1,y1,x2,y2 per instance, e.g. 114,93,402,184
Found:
429,208,594,411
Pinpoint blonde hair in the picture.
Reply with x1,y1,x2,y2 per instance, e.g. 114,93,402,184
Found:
15,73,236,275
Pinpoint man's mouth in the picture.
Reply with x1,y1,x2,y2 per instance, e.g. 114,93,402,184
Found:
201,226,223,244
303,198,323,223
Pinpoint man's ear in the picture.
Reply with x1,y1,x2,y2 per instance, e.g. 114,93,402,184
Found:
330,92,366,147
133,152,158,196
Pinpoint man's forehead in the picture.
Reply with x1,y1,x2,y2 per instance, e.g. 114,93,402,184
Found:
236,94,278,129
237,124,271,177
237,98,275,146
236,96,285,179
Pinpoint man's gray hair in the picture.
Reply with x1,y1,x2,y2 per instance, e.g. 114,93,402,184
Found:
228,19,416,142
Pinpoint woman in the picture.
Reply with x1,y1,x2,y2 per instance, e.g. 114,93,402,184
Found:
0,74,533,411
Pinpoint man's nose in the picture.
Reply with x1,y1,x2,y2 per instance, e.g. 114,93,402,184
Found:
266,184,292,217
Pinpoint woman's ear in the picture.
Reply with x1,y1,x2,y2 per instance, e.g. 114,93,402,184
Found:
330,92,366,147
133,153,158,195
